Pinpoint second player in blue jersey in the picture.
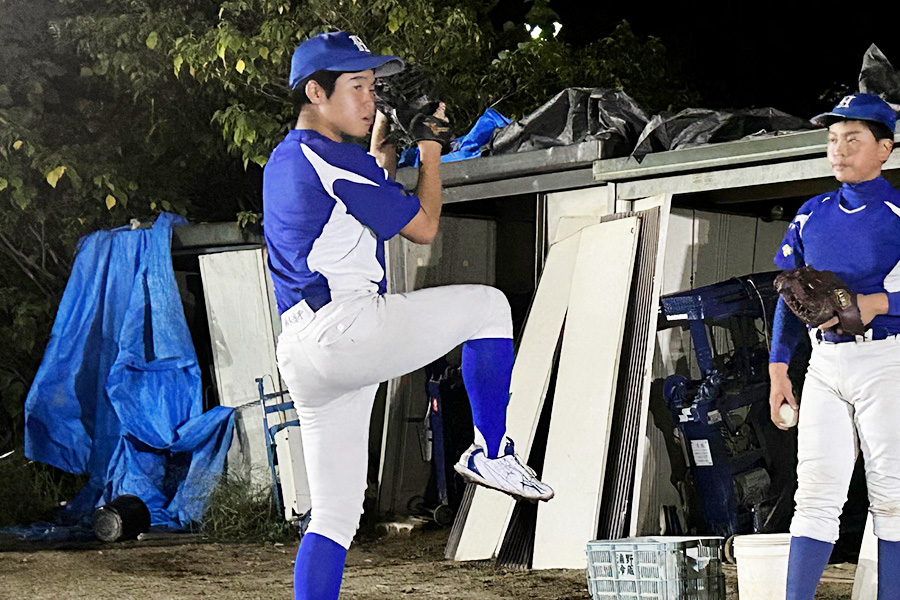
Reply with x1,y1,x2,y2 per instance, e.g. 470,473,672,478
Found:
769,93,900,600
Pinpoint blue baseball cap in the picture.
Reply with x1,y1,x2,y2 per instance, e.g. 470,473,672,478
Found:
812,93,897,133
289,31,404,90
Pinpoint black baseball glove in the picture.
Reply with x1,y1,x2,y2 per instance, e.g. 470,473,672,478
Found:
375,64,453,153
774,266,865,336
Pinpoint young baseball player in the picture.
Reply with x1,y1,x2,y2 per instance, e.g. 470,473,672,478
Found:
262,31,553,600
769,93,900,600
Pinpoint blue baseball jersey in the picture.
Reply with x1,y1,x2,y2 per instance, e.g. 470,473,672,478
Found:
263,130,421,315
771,176,900,361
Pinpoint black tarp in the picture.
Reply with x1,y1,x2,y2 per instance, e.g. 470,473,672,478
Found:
630,107,816,161
484,46,900,163
859,43,900,107
487,87,649,158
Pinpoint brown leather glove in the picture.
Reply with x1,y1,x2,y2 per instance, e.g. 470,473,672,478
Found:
774,266,865,336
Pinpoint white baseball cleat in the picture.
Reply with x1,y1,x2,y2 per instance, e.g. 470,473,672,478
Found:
453,437,554,502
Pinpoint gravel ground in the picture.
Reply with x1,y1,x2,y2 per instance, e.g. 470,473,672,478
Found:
0,526,856,600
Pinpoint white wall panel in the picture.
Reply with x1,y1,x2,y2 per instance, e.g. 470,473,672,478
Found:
199,249,310,518
532,218,639,569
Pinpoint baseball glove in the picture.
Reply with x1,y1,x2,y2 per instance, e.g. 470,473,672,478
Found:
375,64,453,153
774,266,865,336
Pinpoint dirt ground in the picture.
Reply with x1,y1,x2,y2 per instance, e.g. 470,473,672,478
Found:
0,526,855,600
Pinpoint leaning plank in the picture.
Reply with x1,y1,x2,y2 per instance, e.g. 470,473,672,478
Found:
532,217,640,570
553,216,603,244
450,230,583,561
597,207,660,540
627,195,674,536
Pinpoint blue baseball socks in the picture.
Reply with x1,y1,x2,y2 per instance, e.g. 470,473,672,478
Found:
786,536,900,599
461,337,513,458
786,536,833,600
879,538,900,600
294,533,346,600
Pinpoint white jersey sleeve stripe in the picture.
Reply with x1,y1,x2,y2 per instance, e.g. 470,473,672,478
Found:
301,143,385,299
301,143,379,203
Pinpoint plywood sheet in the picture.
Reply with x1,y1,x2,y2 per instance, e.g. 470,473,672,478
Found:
596,203,667,540
553,216,603,244
200,249,310,516
532,217,640,569
546,186,612,244
624,196,675,536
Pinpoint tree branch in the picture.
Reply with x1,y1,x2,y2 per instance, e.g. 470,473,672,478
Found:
0,232,55,298
26,224,67,276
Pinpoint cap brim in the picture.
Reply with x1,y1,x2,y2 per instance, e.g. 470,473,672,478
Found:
811,111,841,127
811,111,893,129
325,54,405,77
291,55,405,88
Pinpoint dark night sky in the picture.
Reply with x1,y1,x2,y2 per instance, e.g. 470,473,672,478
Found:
547,3,900,119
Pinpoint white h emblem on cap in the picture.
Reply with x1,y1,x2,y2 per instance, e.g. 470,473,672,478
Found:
349,35,369,53
837,95,856,108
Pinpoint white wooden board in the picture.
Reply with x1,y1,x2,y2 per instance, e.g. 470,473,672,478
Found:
626,196,675,536
553,216,603,244
199,249,310,518
452,230,583,561
532,217,640,569
546,187,612,244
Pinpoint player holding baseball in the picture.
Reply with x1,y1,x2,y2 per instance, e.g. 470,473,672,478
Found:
262,31,553,600
769,93,900,600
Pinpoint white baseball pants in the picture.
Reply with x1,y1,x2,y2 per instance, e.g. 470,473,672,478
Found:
275,284,512,548
791,332,900,543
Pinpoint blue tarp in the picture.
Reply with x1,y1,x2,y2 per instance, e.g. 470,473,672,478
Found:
24,213,234,528
399,108,512,167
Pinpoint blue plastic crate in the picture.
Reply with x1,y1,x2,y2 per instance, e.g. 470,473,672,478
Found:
586,536,725,600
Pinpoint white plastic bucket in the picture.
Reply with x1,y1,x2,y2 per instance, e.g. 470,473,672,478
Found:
733,533,792,600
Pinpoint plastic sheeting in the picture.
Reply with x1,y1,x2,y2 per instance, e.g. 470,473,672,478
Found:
487,88,649,156
445,108,511,162
24,213,234,529
631,107,816,161
859,43,900,107
398,108,511,167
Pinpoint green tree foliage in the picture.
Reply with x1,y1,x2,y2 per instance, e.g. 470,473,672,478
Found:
0,0,692,450
0,0,252,447
170,0,694,169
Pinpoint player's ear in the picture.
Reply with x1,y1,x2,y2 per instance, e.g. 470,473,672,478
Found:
305,79,326,105
879,137,894,162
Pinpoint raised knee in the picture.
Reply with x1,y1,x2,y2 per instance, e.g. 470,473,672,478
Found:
480,286,512,336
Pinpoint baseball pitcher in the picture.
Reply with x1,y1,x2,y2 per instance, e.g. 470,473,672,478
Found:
262,31,553,600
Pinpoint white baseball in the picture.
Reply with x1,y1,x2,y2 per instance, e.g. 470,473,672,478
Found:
779,403,799,428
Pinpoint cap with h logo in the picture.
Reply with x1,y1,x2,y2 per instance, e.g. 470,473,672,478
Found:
289,31,405,90
812,93,897,133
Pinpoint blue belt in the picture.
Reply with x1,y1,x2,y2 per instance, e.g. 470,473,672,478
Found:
815,326,899,343
304,292,331,312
